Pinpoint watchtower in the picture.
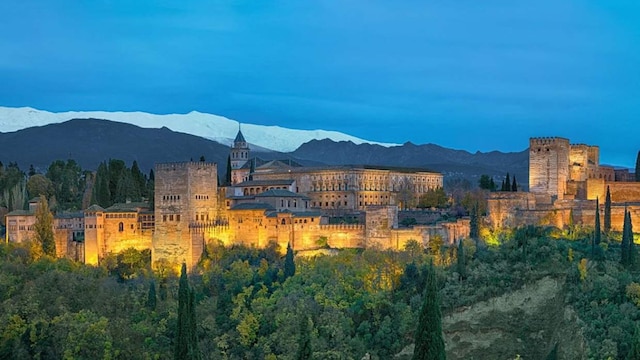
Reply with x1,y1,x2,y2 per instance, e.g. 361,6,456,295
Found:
529,137,570,201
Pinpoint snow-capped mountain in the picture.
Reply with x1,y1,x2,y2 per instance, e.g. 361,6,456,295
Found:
0,107,397,152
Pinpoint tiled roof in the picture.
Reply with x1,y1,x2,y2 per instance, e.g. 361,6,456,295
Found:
235,179,295,187
6,210,33,216
85,204,105,212
234,130,246,143
104,202,150,213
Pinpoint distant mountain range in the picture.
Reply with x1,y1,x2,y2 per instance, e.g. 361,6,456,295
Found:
0,118,528,188
0,106,398,153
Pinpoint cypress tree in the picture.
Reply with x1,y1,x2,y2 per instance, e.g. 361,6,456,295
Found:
622,207,631,266
505,173,511,192
511,176,517,192
284,242,296,279
456,240,466,281
636,150,640,182
296,316,312,360
413,261,446,360
604,186,612,236
175,263,200,360
629,210,636,268
500,179,506,192
594,198,601,246
489,178,496,192
147,280,157,310
225,155,232,185
469,203,479,240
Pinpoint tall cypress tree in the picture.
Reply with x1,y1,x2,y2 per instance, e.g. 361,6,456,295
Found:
511,176,518,192
622,207,631,266
593,198,601,258
284,242,296,279
469,203,479,240
225,155,232,185
629,210,636,268
505,173,511,192
604,186,612,236
413,261,446,360
636,151,640,182
175,263,200,360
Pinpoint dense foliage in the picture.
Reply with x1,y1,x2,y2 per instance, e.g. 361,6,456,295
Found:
1,224,640,359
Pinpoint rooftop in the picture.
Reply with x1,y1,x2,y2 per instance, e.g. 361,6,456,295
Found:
255,189,310,199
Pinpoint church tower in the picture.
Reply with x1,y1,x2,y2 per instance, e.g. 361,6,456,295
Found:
230,126,250,184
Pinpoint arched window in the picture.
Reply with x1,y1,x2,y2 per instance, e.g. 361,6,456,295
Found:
118,222,124,232
281,218,286,225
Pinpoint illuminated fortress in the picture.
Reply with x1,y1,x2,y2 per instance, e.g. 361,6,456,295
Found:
5,130,466,269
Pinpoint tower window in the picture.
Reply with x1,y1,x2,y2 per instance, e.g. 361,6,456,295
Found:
118,222,124,232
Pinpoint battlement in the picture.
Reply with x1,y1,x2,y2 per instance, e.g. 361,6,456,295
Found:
529,137,570,146
319,224,365,231
155,162,217,171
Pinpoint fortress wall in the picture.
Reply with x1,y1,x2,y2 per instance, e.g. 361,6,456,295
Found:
607,182,640,203
487,192,537,228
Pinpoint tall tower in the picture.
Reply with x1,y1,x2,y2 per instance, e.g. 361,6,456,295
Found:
153,162,218,271
230,126,250,184
529,137,570,201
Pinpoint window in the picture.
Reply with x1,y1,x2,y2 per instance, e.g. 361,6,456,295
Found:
176,215,181,222
118,222,124,232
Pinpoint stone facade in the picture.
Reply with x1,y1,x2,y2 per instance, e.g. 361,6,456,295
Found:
490,136,640,231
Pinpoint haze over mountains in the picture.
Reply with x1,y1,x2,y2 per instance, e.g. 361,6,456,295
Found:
0,107,528,187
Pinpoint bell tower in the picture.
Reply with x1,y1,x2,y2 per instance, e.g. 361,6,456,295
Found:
230,125,250,184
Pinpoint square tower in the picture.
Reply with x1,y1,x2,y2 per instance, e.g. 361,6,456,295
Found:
153,162,218,270
529,137,570,201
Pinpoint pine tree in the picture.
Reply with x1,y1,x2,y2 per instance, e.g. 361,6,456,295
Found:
604,186,612,236
175,263,200,360
511,176,517,192
456,240,466,281
413,261,446,360
296,315,312,360
636,150,640,182
147,280,157,310
505,173,511,192
284,242,296,279
34,195,55,257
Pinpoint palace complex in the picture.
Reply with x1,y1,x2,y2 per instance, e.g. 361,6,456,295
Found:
488,137,640,231
5,130,463,270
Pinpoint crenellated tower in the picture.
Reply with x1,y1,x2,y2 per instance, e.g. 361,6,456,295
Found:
529,137,570,201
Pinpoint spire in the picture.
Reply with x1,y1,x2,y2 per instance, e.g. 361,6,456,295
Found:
234,123,246,144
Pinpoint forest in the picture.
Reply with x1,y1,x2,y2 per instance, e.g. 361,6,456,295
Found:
1,221,640,359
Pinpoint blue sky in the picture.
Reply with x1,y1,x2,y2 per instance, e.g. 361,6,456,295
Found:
1,1,640,166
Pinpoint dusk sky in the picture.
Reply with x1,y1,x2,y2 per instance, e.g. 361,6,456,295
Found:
1,1,639,166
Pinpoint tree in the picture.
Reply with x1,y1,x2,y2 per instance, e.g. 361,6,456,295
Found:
469,202,480,240
504,173,511,192
622,207,634,267
34,195,55,257
511,176,518,192
456,240,466,281
26,174,54,199
413,261,446,360
418,187,448,208
175,263,200,360
636,150,640,182
629,325,640,359
199,155,205,162
147,280,157,310
478,175,493,190
604,186,612,236
225,155,232,185
296,316,312,360
593,198,601,259
284,242,296,279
